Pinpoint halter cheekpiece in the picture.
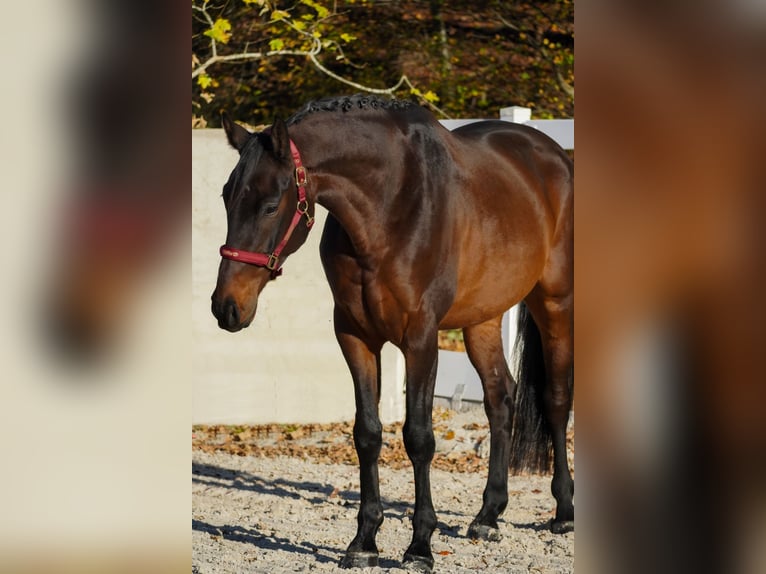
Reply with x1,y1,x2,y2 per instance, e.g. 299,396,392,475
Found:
219,138,314,279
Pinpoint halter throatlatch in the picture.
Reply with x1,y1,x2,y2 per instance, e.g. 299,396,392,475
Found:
219,139,314,279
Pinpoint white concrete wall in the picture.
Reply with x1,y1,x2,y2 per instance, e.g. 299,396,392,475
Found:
192,129,405,425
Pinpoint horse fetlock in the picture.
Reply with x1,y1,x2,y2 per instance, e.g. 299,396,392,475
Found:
412,507,437,535
551,475,574,502
554,498,574,520
359,505,384,529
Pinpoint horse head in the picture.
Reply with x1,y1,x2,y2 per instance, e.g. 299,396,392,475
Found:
211,114,315,332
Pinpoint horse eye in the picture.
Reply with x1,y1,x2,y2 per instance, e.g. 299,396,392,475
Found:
264,204,278,215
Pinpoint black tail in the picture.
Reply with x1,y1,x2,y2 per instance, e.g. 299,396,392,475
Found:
509,302,553,474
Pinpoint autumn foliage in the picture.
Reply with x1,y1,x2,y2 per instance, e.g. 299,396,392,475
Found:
192,0,573,126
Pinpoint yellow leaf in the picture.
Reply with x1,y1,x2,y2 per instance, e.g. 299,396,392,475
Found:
301,0,330,19
271,9,290,20
203,18,232,44
424,90,440,103
197,73,213,89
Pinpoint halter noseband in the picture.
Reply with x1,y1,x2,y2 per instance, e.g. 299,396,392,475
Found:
219,139,314,279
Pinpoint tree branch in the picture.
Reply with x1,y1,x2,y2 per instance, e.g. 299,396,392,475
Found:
555,68,574,99
191,0,452,118
192,50,315,79
497,12,574,100
192,4,217,59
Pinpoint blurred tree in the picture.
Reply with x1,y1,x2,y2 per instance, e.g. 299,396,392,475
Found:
192,0,573,126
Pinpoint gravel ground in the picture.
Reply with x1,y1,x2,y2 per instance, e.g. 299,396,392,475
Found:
192,410,574,573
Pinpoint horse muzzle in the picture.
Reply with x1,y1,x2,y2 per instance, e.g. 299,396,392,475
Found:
211,292,255,332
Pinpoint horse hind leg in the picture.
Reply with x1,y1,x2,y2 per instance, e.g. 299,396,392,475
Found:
522,289,575,534
463,315,515,541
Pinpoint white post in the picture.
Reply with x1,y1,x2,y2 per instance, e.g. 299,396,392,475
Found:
499,105,531,123
379,344,406,424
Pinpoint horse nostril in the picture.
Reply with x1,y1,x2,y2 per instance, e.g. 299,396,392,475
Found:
212,292,245,331
224,298,240,327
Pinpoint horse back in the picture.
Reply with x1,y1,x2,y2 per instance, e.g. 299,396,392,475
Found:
437,120,573,327
450,120,572,219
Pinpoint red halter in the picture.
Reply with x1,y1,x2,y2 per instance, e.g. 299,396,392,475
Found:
219,139,314,279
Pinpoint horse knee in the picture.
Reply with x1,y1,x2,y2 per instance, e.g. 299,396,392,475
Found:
354,418,382,459
403,421,435,464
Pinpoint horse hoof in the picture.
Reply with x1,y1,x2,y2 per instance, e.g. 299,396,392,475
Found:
467,522,503,541
402,553,434,573
550,519,574,534
340,551,379,568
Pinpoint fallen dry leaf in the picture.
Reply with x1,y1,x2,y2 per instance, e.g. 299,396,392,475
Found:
191,417,574,477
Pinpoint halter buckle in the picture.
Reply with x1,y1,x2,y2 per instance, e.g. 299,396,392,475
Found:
295,166,308,186
266,253,279,271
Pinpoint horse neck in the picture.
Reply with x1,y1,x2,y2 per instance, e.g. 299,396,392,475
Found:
290,116,398,258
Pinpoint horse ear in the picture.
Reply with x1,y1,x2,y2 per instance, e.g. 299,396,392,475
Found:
269,117,292,161
221,112,251,152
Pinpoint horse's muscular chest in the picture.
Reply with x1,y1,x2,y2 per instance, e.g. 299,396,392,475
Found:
329,262,408,345
320,216,433,344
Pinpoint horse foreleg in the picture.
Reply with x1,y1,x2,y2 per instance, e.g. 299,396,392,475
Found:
401,328,439,573
334,311,385,568
463,316,515,541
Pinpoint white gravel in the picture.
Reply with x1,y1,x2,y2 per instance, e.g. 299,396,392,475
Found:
193,449,574,573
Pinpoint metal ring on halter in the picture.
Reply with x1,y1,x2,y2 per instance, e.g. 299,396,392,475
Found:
297,199,314,227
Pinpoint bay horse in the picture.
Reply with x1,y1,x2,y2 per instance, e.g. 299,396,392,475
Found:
211,94,573,572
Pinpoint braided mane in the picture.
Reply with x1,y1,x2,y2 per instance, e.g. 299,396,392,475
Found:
287,94,415,125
